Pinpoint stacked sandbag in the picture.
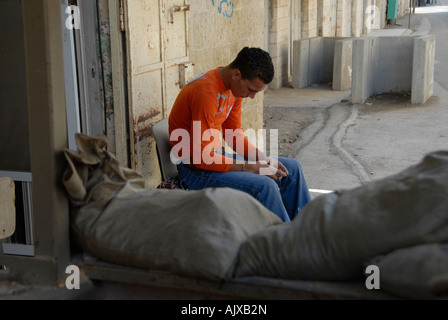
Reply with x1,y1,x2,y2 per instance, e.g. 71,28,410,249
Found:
63,134,282,281
234,151,448,295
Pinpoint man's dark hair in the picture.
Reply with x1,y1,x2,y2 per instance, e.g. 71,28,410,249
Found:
229,47,274,84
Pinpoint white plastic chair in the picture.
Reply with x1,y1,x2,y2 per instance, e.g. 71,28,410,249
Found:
152,118,178,181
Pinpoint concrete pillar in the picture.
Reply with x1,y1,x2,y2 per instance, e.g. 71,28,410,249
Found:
351,0,364,37
301,0,317,39
412,35,436,104
336,0,351,37
268,0,290,89
318,0,335,37
377,0,387,28
363,0,375,35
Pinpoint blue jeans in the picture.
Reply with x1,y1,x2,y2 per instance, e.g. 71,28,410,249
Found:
177,156,311,222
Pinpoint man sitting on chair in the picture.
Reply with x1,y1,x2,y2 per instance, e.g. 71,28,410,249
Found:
168,47,311,222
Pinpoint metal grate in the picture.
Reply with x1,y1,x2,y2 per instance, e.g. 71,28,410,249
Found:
0,171,34,256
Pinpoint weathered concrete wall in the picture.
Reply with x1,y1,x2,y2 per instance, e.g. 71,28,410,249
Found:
188,0,410,96
281,0,409,89
314,0,390,39
188,0,266,134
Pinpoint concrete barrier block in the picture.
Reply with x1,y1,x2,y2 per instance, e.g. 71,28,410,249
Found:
293,36,349,90
333,38,353,91
292,39,310,89
351,34,434,105
412,35,436,104
351,37,374,103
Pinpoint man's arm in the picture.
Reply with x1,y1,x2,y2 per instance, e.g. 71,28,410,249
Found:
222,104,288,180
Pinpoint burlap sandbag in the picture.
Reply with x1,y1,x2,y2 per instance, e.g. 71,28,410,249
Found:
234,151,448,285
63,134,282,281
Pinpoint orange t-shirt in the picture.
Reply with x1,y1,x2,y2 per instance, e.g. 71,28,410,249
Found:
168,68,257,172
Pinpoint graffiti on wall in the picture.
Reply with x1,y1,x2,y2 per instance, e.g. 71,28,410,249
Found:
211,0,234,18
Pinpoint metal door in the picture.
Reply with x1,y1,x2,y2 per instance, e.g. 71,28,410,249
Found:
387,0,399,20
74,0,104,137
124,0,191,187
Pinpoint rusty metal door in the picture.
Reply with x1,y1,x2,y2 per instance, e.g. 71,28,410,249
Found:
123,0,191,187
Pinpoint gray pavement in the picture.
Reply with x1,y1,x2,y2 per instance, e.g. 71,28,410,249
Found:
265,3,448,198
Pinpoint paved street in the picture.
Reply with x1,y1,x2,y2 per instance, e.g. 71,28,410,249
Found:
265,1,448,198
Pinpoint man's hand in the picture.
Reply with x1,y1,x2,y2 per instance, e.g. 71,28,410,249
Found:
245,157,288,181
